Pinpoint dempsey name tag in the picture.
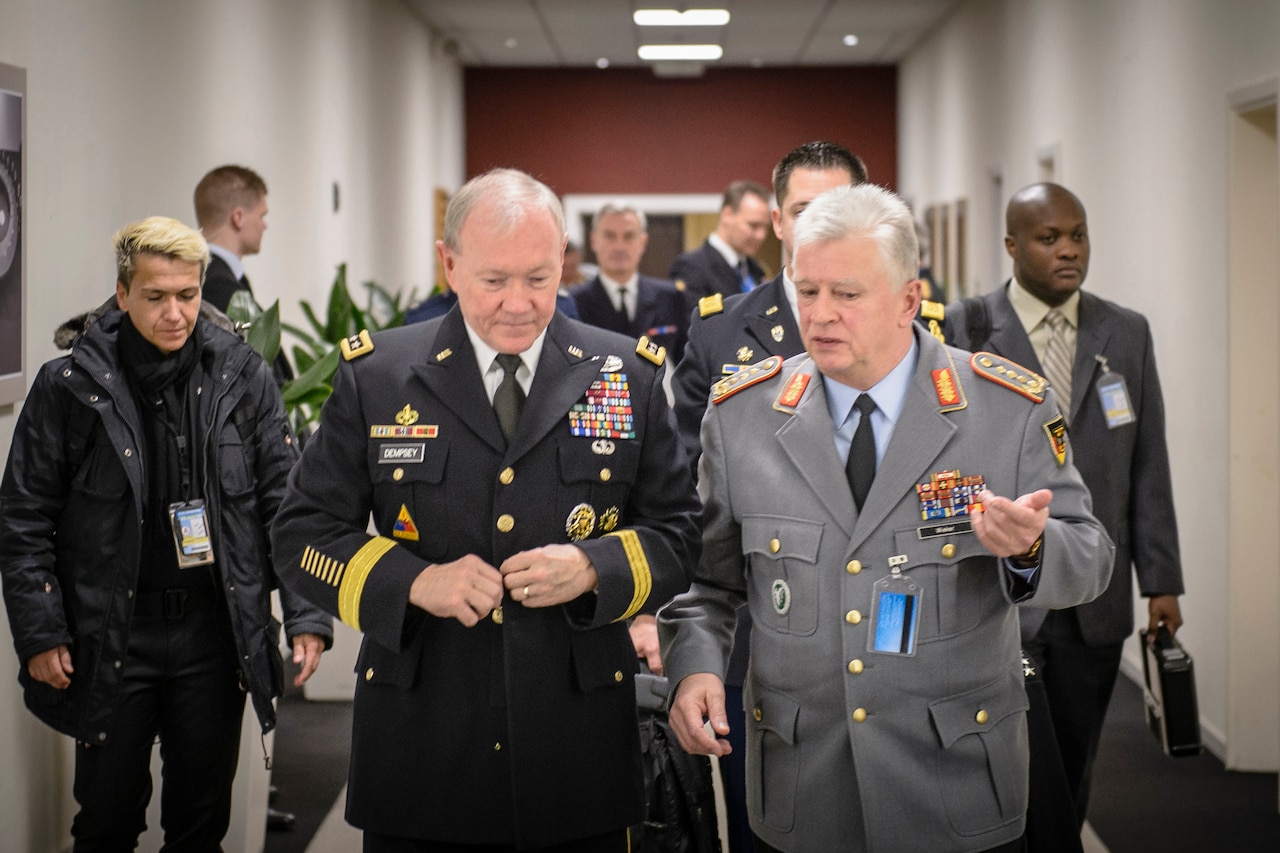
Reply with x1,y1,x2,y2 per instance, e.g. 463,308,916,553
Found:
378,443,425,464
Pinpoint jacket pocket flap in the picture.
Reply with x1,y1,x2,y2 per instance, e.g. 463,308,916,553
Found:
928,669,1028,749
558,440,641,485
742,515,822,563
369,440,447,484
894,522,987,567
751,685,801,745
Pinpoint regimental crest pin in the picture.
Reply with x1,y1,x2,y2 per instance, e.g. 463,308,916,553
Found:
600,506,620,532
771,325,784,343
395,404,419,426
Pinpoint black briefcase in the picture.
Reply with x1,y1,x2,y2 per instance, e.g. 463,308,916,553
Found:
1140,626,1202,757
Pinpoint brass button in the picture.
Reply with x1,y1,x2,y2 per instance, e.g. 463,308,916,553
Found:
769,538,781,554
364,668,374,681
846,610,862,625
494,742,502,751
846,560,862,575
499,467,515,485
848,659,864,674
976,709,989,725
852,708,867,723
599,468,612,482
492,606,504,625
941,543,957,559
753,707,763,722
393,468,404,481
497,514,515,533
614,670,624,683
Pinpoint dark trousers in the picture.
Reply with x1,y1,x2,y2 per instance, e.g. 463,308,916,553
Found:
1021,650,1084,853
721,683,753,853
363,828,630,853
1026,610,1124,826
754,835,1026,853
70,601,246,852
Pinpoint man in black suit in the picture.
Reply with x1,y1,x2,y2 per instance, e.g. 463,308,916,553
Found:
272,168,699,851
943,183,1185,830
194,165,293,392
572,203,688,363
666,141,865,853
669,180,771,302
195,165,269,314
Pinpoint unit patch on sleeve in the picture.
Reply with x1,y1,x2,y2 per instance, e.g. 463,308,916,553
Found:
393,505,420,541
1043,414,1069,466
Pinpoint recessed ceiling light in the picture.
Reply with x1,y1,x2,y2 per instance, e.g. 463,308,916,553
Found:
596,57,610,69
634,9,731,27
842,34,860,47
638,44,724,61
504,37,518,49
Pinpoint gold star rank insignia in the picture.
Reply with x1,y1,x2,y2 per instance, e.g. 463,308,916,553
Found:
737,346,754,363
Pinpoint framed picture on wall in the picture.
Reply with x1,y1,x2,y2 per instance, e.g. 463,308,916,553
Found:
0,63,25,407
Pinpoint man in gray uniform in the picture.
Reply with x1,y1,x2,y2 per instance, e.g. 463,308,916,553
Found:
659,184,1113,852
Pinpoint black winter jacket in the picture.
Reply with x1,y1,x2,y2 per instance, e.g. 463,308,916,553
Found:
0,302,331,745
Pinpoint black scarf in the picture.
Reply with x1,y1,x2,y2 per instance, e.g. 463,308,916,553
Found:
118,313,208,587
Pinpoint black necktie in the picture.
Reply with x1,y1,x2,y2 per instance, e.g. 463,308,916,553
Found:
846,394,877,511
493,354,525,441
617,287,630,325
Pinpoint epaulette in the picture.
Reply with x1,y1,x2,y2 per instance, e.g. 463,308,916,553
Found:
339,329,374,361
698,293,724,318
711,355,782,405
970,352,1046,403
636,335,666,366
920,299,946,343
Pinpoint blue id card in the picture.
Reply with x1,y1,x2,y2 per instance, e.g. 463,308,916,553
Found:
1097,372,1135,429
869,572,921,656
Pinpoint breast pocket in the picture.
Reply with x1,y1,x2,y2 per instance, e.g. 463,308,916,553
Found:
69,439,129,501
742,516,823,637
892,525,997,642
370,439,449,559
556,440,641,540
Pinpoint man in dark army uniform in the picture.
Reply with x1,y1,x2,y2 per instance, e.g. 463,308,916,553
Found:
271,168,701,852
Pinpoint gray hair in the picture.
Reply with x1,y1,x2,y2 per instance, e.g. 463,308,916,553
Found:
791,184,918,290
442,168,566,251
591,203,647,232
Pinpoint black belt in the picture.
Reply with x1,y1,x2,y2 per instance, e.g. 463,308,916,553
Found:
132,584,221,620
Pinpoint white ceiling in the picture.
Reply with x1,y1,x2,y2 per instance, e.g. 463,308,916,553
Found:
405,0,963,70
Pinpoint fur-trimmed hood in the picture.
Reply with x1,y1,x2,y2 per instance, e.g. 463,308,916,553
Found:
53,296,240,350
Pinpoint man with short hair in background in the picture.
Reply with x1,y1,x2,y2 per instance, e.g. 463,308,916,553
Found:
671,180,771,301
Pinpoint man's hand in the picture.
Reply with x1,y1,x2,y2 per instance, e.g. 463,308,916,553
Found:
409,556,505,627
290,633,326,687
668,672,733,757
972,488,1052,559
1146,594,1183,640
500,544,598,608
28,645,73,689
629,614,663,675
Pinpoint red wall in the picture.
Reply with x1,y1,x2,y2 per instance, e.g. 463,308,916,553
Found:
464,67,897,196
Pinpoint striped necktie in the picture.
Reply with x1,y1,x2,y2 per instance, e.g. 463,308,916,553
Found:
1041,309,1073,421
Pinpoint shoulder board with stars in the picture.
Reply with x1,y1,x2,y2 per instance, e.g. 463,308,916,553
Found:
339,329,374,361
636,335,666,366
970,351,1046,403
698,293,724,318
711,355,782,405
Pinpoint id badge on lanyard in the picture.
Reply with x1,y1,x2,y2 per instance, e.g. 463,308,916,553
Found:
1094,355,1136,429
169,499,215,568
868,566,922,656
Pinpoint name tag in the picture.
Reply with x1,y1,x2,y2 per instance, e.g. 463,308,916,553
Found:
378,443,425,463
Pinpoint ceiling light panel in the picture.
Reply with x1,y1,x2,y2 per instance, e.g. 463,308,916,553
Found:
634,9,731,27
